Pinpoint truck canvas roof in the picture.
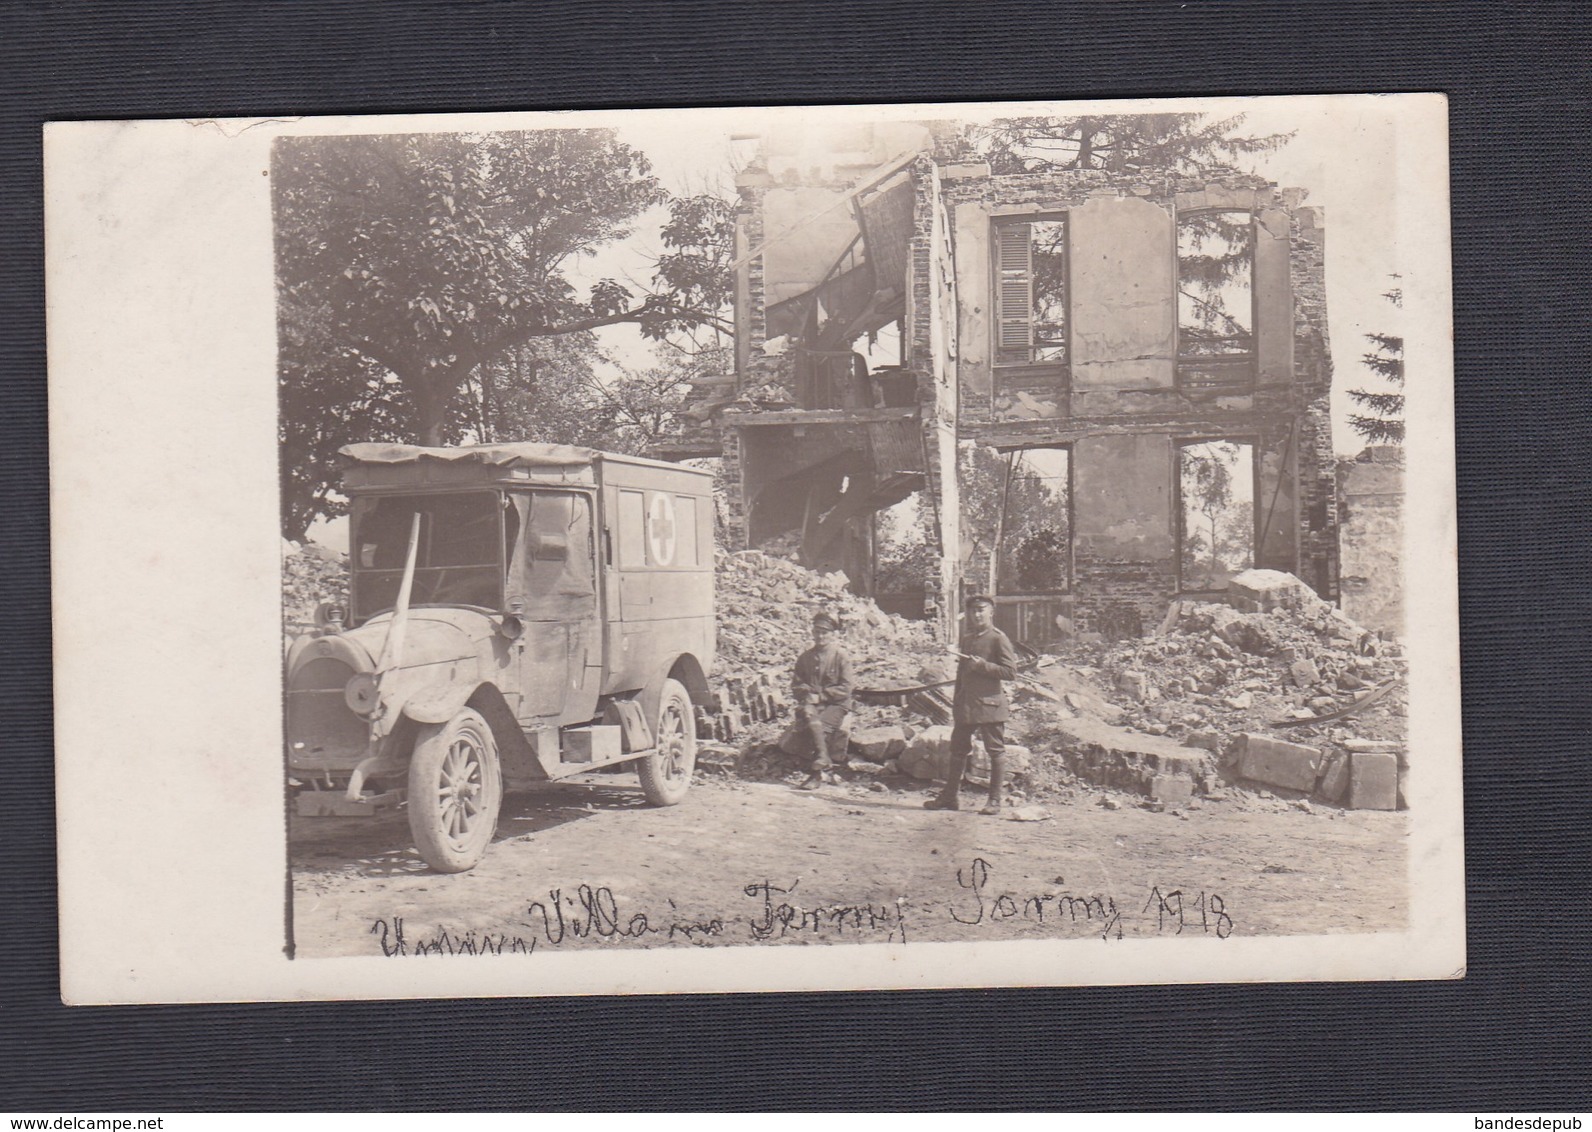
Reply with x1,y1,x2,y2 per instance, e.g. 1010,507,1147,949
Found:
338,442,713,488
341,441,599,468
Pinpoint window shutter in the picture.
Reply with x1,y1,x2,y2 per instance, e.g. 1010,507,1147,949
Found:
995,223,1032,360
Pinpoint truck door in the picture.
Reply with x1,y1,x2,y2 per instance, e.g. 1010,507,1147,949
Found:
513,490,602,724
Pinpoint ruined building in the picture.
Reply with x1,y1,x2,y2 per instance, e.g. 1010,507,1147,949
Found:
655,123,1338,644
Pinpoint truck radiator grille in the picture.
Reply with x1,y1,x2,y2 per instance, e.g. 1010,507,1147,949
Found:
287,658,367,767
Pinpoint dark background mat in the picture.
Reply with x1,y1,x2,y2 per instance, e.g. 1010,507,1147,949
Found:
3,0,1588,1112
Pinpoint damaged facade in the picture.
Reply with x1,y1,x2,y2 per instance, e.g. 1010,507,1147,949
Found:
655,123,1338,644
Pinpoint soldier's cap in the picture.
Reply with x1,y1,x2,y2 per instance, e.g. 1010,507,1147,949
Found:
812,612,840,630
964,593,996,610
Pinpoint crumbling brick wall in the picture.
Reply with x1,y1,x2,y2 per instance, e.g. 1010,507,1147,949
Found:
1338,447,1404,636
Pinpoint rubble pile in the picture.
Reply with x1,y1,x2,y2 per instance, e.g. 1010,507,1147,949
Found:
1091,587,1404,742
281,540,349,638
1043,570,1408,809
714,548,944,696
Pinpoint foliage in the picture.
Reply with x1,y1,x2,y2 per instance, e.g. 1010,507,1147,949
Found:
970,113,1292,177
873,503,939,595
652,194,737,350
957,443,1070,594
603,344,729,447
1177,211,1256,352
1348,281,1406,444
274,130,734,538
1179,442,1254,588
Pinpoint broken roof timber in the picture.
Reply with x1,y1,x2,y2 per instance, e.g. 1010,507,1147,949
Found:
724,407,918,427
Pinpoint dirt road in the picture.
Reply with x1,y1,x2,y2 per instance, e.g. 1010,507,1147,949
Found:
290,773,1408,958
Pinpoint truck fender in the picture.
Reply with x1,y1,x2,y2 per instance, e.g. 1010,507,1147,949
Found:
636,653,713,742
400,683,477,724
400,682,539,782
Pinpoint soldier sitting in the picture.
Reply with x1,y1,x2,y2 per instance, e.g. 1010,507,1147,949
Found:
791,611,854,790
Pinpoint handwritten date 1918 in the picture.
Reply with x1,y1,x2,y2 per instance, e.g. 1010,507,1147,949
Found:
1143,886,1234,938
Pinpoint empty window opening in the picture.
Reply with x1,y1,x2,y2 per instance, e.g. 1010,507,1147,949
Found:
994,217,1069,368
959,442,1071,596
996,446,1071,594
872,492,933,619
1177,211,1255,393
1178,440,1256,592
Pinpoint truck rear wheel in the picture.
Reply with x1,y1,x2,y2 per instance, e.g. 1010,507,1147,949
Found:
407,707,502,873
638,678,696,806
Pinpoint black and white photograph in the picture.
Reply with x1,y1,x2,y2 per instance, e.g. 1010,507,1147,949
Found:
48,95,1463,1001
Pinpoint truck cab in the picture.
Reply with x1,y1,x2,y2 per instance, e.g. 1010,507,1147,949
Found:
286,442,716,872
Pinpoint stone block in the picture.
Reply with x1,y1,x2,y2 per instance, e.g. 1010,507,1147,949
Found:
848,725,907,761
1316,751,1351,804
1235,733,1323,792
1149,774,1194,809
1118,670,1150,701
1290,658,1322,688
899,725,953,781
1349,752,1398,810
1183,730,1222,752
1227,568,1312,613
1343,738,1401,754
970,744,1033,783
1207,606,1279,655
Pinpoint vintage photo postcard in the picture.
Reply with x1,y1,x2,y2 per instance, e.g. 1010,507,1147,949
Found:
48,94,1462,1003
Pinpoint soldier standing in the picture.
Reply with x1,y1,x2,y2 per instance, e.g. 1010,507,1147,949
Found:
792,611,854,790
926,594,1019,814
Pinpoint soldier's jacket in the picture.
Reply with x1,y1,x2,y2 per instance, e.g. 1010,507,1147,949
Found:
953,625,1019,724
792,643,854,711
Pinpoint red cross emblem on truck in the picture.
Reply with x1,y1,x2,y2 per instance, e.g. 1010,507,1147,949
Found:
647,491,677,566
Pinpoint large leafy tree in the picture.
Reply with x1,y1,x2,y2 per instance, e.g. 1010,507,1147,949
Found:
969,112,1292,176
1348,281,1405,444
274,129,731,539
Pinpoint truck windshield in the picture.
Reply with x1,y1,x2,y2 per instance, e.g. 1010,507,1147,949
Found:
349,492,512,621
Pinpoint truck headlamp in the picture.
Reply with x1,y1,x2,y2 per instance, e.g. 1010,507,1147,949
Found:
496,613,525,641
344,672,380,716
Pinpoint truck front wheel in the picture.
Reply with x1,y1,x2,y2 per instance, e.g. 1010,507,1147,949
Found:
637,678,696,806
407,707,503,873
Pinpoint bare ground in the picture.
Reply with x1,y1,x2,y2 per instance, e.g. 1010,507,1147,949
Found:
290,772,1407,958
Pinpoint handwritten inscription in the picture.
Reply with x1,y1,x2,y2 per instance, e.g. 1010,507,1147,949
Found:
366,860,1234,956
744,879,908,943
949,857,1124,940
1143,885,1234,938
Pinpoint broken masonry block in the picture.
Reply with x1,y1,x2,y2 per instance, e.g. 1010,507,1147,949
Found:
1149,774,1194,809
1290,658,1323,688
968,744,1032,785
1235,733,1324,792
1226,569,1313,614
1117,670,1151,702
1183,730,1222,752
1316,751,1352,804
1349,751,1399,810
848,724,907,761
1342,738,1402,754
899,724,953,781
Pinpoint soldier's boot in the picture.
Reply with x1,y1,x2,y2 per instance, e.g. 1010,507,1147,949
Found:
980,753,1007,815
924,752,967,811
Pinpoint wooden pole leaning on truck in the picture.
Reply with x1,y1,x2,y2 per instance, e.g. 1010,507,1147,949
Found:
371,512,422,738
345,513,423,803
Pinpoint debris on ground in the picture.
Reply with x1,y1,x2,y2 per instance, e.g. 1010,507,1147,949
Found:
282,540,349,638
280,539,1406,815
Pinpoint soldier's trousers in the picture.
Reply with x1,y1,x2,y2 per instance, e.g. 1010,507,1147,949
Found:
950,722,1006,762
